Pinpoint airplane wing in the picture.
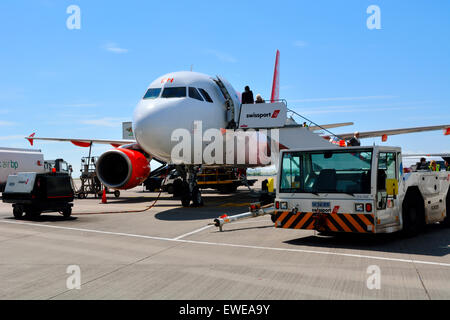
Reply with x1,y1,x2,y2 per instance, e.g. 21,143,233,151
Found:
26,133,136,148
403,153,450,157
335,125,450,141
309,122,354,131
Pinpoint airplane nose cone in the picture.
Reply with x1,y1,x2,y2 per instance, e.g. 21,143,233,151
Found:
133,99,184,161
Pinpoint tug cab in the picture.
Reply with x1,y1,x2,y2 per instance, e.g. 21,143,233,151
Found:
274,146,450,235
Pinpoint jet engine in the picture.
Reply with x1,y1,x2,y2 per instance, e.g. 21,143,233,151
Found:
96,148,150,190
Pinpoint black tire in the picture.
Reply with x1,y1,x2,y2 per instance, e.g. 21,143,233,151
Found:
402,200,424,237
191,186,204,207
167,184,174,195
270,214,277,223
181,182,191,207
173,179,183,197
181,196,191,207
443,190,450,227
13,205,24,219
25,207,41,218
114,190,120,198
62,207,72,218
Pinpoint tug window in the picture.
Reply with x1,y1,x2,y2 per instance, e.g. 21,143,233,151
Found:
199,88,213,103
189,87,204,101
162,87,186,98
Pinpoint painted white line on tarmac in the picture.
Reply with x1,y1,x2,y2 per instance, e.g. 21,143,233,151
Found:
1,219,450,268
173,225,213,240
0,220,174,242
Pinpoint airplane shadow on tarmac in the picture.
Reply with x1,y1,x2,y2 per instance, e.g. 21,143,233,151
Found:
285,224,450,257
154,204,250,221
154,190,260,221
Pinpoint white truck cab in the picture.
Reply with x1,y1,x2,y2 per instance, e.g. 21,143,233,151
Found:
274,145,450,235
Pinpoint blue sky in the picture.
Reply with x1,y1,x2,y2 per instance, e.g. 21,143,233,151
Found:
0,0,449,172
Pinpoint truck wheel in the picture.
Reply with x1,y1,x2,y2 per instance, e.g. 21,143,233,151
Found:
402,201,424,237
167,185,174,194
114,190,120,198
25,207,41,218
62,207,72,218
13,206,24,219
443,191,450,227
270,214,277,223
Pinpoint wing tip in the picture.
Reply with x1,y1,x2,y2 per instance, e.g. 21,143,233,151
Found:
26,132,35,146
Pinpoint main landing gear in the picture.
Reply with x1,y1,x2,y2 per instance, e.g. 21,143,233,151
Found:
178,166,204,207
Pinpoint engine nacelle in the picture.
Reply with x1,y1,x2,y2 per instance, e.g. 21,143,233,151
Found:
96,148,150,190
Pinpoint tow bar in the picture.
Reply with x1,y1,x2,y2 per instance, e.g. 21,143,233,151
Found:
211,202,275,232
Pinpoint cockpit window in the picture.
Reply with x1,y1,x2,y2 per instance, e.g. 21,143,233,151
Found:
189,87,204,101
143,88,161,99
161,87,186,98
198,88,213,103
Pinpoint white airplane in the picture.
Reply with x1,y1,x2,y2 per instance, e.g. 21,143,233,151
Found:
27,50,450,207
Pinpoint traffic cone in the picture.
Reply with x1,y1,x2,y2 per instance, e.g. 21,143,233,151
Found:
101,189,107,204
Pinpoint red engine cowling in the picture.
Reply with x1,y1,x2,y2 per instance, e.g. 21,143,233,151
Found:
96,148,150,190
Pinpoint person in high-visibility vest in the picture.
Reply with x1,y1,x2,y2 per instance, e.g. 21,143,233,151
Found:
429,160,440,171
445,160,450,171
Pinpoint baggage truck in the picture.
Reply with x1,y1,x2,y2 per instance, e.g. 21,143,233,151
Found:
273,146,450,236
2,172,74,219
0,147,44,192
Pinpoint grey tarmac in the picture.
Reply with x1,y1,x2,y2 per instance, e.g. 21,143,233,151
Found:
0,180,449,300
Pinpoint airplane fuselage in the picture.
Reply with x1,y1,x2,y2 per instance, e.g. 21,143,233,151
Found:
133,71,250,165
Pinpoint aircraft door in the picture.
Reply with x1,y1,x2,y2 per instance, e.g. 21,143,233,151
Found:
216,75,241,124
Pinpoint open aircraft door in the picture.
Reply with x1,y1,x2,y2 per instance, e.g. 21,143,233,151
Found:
216,75,242,125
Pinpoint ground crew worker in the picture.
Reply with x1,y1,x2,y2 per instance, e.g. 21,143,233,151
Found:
416,157,428,170
445,160,450,171
241,86,254,104
255,94,265,103
429,160,440,171
348,132,361,146
303,122,309,128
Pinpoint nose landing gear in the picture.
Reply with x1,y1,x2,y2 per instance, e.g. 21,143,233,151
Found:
179,165,204,207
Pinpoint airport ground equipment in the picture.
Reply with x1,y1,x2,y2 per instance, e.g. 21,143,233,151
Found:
213,146,450,236
143,164,173,192
0,147,45,192
44,158,72,175
163,167,256,195
273,146,450,236
76,156,120,199
2,172,74,219
197,168,257,193
212,202,275,232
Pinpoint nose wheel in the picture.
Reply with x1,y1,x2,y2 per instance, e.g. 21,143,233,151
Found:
179,166,204,207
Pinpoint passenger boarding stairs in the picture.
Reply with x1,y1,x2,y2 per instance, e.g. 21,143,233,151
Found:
237,100,342,150
214,75,343,151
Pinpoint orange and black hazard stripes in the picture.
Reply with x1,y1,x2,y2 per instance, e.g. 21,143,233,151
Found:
274,211,375,233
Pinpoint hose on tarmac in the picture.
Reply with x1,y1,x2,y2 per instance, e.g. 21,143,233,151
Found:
72,167,169,216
